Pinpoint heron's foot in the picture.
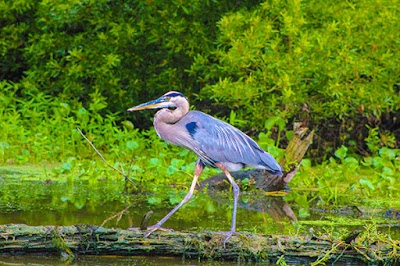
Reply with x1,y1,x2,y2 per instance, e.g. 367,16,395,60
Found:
127,227,141,232
144,224,174,237
212,230,238,248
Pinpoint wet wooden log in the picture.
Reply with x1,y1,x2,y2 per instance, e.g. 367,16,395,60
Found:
201,122,314,192
0,224,395,264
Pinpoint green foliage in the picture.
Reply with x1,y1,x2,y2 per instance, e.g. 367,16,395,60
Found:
365,125,397,154
190,0,400,151
2,5,399,260
0,80,222,195
0,80,119,164
0,0,261,126
1,0,398,156
288,145,400,209
0,3,399,241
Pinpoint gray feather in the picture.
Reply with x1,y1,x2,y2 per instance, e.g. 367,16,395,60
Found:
176,111,282,175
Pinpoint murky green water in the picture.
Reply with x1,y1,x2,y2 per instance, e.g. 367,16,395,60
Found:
0,177,295,234
1,177,398,235
0,255,247,265
0,166,399,265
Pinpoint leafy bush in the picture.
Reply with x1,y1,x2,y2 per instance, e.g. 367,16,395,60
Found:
289,145,400,209
0,0,260,125
189,0,400,154
0,80,217,187
1,0,399,162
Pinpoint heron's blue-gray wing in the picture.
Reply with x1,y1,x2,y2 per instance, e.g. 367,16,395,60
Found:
180,111,282,175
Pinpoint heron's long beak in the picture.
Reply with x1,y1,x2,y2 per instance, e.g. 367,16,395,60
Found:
127,96,176,112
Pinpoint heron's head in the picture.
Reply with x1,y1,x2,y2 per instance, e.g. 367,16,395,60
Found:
128,91,188,112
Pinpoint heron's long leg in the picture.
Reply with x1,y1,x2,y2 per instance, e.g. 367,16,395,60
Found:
215,163,240,238
144,162,204,237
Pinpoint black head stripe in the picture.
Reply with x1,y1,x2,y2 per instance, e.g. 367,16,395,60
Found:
164,91,185,98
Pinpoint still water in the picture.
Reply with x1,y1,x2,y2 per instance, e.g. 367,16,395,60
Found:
0,177,297,234
0,255,243,265
0,166,399,265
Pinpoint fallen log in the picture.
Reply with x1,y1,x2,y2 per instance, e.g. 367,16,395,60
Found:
0,224,396,264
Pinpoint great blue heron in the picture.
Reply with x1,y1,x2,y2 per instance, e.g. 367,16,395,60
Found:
128,91,282,243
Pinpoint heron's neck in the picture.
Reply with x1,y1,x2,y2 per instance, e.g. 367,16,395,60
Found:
154,108,186,125
153,105,188,143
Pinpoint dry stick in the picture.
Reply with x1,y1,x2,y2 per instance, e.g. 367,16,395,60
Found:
76,128,134,184
126,156,136,180
77,128,136,227
100,204,133,227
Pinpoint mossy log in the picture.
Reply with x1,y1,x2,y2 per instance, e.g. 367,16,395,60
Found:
0,224,395,264
201,122,314,192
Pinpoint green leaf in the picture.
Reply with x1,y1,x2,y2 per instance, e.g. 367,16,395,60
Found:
126,141,139,150
344,157,358,168
167,165,177,175
334,145,348,161
0,142,10,151
76,107,89,124
121,120,134,130
148,158,161,167
300,158,311,168
359,178,375,191
379,147,397,160
61,162,72,171
298,207,310,218
264,116,279,131
285,130,294,141
147,197,162,205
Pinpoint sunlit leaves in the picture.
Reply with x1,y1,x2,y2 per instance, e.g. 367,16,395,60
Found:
88,90,107,113
0,142,10,158
126,141,139,150
191,0,400,156
291,145,400,208
334,145,348,162
359,178,375,191
147,197,162,205
76,107,89,125
148,158,161,168
103,53,120,68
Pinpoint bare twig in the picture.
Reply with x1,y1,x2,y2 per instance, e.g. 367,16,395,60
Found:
100,204,133,227
77,128,134,184
126,156,136,178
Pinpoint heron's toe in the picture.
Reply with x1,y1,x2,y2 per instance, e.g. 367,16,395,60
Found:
144,225,174,237
212,230,239,248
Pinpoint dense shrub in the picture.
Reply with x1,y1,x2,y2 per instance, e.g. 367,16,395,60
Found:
189,0,400,156
1,0,399,160
0,0,260,126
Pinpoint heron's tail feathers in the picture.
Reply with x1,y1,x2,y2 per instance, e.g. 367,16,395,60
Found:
261,152,283,177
